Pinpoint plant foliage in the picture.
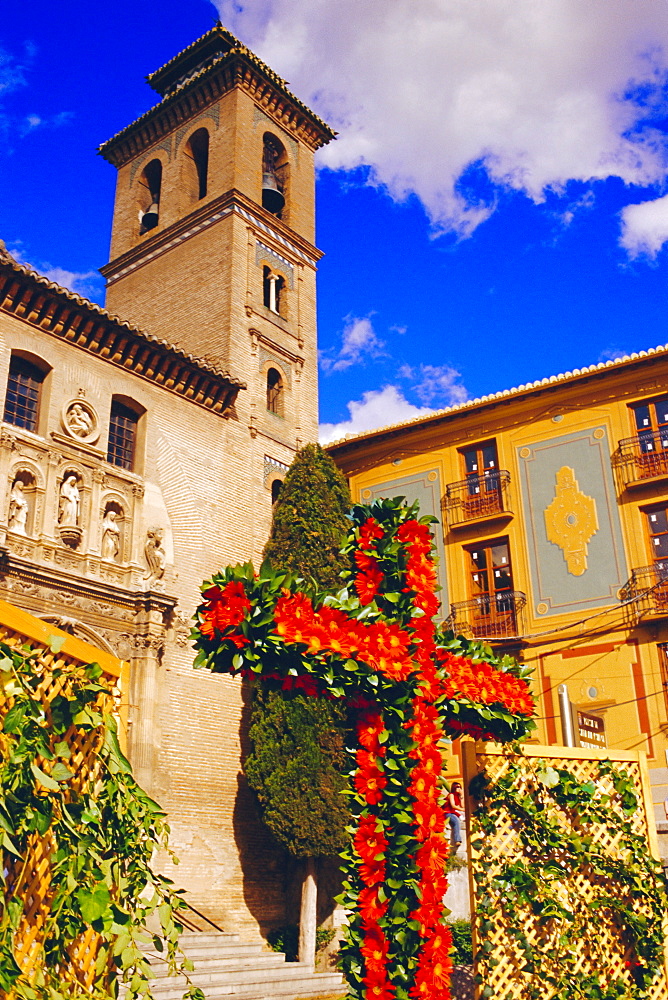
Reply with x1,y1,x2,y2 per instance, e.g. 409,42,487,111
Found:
245,686,350,857
470,753,668,1000
245,442,353,858
449,920,473,967
263,443,351,592
0,639,202,1000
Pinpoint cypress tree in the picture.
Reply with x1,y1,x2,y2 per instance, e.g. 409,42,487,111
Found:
244,443,352,965
263,442,351,590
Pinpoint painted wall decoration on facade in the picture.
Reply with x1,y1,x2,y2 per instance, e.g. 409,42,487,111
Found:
518,428,627,616
544,465,599,576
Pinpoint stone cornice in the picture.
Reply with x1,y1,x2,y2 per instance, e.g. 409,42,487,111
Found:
0,251,246,416
100,189,322,287
99,45,336,167
2,549,178,615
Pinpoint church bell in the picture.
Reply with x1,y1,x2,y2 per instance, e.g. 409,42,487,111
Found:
261,172,285,215
142,202,160,230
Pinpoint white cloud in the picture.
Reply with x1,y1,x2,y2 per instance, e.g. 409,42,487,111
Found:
620,194,668,257
598,344,631,362
5,246,102,299
0,46,27,96
41,266,102,299
0,45,72,144
20,110,73,136
319,384,436,444
400,363,468,406
320,314,385,372
214,0,668,238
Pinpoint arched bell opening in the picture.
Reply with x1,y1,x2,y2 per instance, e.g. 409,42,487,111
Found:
262,133,288,219
138,159,163,234
185,127,210,201
271,478,283,505
266,367,284,417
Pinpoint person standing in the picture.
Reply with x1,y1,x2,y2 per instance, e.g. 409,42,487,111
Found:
445,780,465,850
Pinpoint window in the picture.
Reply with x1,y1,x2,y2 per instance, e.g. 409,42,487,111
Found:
460,440,503,518
631,397,668,478
645,505,668,567
138,159,162,233
262,133,287,217
107,400,139,470
266,368,284,416
263,267,284,315
465,538,517,637
186,128,209,200
271,479,283,504
3,354,47,432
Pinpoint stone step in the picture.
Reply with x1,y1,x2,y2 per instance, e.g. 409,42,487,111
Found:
165,942,271,962
177,931,242,947
129,928,345,1000
146,952,288,977
144,968,345,1000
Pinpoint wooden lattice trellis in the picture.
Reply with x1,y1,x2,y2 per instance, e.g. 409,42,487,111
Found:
0,598,128,988
463,742,668,1000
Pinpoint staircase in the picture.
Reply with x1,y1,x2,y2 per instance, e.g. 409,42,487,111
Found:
143,930,345,1000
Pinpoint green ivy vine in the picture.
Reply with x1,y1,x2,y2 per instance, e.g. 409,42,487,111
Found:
470,752,668,1000
0,638,204,1000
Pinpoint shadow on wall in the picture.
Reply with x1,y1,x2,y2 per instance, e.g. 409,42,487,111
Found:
233,676,290,937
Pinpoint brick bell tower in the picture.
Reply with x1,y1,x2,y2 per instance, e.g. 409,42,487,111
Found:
99,24,335,446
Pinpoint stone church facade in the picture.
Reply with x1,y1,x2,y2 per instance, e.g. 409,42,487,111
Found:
0,24,334,935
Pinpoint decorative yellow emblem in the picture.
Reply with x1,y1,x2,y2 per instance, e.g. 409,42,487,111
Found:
544,466,598,576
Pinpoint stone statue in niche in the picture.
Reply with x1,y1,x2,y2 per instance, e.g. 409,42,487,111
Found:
8,479,29,534
58,475,80,526
101,508,121,562
144,527,166,588
66,402,94,438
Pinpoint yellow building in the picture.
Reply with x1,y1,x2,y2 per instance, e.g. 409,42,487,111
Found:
328,347,668,846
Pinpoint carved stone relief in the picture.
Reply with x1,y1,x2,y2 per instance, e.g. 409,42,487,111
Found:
61,397,100,445
57,471,82,548
144,528,166,590
8,479,29,534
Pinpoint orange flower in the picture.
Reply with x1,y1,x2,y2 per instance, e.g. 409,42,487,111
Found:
359,885,388,924
358,517,384,549
357,711,386,753
199,580,251,643
415,838,449,877
354,750,387,806
361,924,390,971
412,799,445,840
355,565,384,605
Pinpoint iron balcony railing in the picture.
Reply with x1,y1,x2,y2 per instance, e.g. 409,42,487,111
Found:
619,562,668,623
446,590,527,641
613,430,668,490
442,470,512,529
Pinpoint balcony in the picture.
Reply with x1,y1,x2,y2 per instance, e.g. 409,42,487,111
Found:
613,431,668,491
619,562,668,624
446,591,527,641
442,470,512,530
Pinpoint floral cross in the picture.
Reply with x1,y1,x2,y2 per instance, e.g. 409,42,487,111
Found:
192,498,535,1000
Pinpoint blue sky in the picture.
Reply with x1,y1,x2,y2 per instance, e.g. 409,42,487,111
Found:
2,1,668,442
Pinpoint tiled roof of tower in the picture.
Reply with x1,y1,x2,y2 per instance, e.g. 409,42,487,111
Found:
99,24,336,162
0,243,246,414
325,344,668,450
